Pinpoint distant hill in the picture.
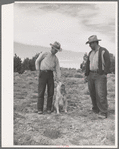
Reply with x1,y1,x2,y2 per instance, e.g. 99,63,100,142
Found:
14,42,84,69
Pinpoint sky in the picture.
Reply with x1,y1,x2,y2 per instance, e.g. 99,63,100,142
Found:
14,2,117,55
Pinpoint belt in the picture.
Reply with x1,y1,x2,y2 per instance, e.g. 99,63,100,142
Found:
90,70,98,73
40,70,52,72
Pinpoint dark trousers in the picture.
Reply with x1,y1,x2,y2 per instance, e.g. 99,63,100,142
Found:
88,72,108,113
37,70,54,111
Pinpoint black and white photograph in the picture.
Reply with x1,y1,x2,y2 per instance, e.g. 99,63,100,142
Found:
1,1,118,148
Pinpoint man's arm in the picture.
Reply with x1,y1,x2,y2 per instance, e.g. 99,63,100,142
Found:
85,55,90,76
55,57,61,82
35,52,46,71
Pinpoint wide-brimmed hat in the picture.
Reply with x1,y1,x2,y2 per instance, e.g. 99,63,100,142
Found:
50,41,62,51
86,35,101,44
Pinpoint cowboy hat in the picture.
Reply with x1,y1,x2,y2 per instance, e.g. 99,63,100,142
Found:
86,35,101,44
50,41,62,51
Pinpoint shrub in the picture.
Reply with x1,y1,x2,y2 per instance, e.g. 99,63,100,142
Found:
75,73,83,78
22,58,30,70
62,71,74,78
14,54,22,73
80,52,88,72
14,53,42,74
77,69,82,73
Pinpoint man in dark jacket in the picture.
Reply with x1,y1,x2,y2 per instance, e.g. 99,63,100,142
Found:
85,35,110,119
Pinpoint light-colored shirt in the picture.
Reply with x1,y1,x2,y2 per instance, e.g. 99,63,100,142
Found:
89,46,105,71
35,52,61,80
89,50,99,71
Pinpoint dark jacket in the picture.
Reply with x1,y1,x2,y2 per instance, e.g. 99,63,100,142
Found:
85,46,110,76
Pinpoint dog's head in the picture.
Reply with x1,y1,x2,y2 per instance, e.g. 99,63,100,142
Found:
57,82,66,95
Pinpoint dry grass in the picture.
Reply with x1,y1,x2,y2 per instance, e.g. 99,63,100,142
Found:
14,70,116,146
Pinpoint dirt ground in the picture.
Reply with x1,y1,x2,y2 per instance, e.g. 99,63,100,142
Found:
14,70,116,146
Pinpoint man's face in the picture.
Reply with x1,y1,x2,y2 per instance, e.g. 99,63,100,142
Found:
89,42,96,50
51,47,58,55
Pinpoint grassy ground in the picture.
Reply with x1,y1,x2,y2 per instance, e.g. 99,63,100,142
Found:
14,69,115,146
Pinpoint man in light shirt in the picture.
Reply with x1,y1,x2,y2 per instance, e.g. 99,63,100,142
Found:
85,35,110,119
35,41,61,114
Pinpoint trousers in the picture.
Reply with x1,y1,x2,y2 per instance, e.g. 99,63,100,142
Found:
37,70,54,111
88,72,108,113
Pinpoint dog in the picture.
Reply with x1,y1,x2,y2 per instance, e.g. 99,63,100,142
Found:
52,82,67,114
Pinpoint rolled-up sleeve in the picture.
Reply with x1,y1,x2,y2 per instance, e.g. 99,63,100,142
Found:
55,57,61,80
35,52,45,70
